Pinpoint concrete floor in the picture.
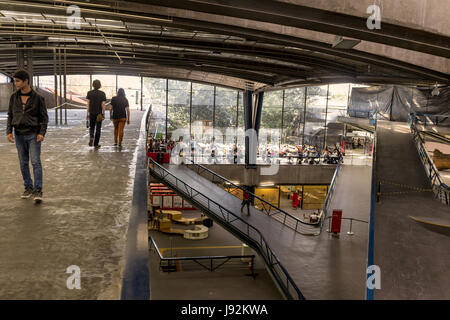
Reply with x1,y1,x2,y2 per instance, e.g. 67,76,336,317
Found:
154,161,372,299
0,109,144,299
374,121,450,299
148,210,283,300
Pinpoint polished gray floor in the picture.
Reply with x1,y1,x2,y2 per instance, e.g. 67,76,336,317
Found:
148,211,282,300
159,162,372,299
0,110,144,299
374,121,450,299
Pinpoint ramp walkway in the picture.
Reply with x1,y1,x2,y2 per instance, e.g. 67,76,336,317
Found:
373,120,450,299
0,110,145,299
149,158,372,299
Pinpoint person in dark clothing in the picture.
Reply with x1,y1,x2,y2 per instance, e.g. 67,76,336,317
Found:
86,80,106,148
109,88,130,147
241,189,251,216
6,70,48,203
233,144,238,164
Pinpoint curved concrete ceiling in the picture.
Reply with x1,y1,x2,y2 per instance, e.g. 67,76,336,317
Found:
0,0,448,90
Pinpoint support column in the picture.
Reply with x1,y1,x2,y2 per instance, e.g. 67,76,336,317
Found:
64,47,67,124
165,78,168,139
189,82,193,138
244,90,264,167
302,87,308,145
16,44,24,70
26,47,33,87
244,90,253,166
323,84,330,148
140,76,143,111
53,48,58,113
59,48,63,123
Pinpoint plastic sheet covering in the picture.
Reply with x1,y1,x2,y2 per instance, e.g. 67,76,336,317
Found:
349,86,450,125
348,86,393,120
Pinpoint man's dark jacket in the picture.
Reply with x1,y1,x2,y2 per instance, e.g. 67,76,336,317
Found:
7,89,48,136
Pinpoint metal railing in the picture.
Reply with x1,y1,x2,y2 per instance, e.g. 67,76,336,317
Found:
324,216,368,235
319,156,343,232
148,158,305,300
52,101,111,125
185,159,322,235
411,112,449,126
366,115,378,300
409,113,450,205
149,236,256,274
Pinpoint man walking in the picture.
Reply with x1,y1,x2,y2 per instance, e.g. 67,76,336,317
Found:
86,79,106,148
6,70,48,203
241,189,251,216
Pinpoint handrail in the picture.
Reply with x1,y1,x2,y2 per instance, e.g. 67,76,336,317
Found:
366,112,378,300
411,112,449,126
52,101,111,124
185,159,322,234
324,216,368,235
319,156,343,232
149,236,256,273
409,113,450,205
419,130,450,145
148,158,305,300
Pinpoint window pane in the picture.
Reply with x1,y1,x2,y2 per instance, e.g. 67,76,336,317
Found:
143,77,167,139
215,87,238,148
117,75,141,110
283,87,305,145
260,91,283,154
237,91,245,128
304,85,327,149
192,83,213,143
168,79,190,139
326,84,349,147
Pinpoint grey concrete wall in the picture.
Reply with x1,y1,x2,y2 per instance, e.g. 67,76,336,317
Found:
190,164,336,186
0,83,13,112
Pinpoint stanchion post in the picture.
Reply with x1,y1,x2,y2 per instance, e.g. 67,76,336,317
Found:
347,218,354,236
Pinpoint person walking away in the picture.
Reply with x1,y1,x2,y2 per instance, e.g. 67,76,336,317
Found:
6,70,48,203
109,88,130,147
86,79,106,148
241,189,251,216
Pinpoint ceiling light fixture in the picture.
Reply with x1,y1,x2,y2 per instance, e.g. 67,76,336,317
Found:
332,35,361,49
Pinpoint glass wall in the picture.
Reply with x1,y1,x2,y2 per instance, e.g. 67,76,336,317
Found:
259,90,283,156
304,85,327,150
167,80,190,140
117,75,141,110
31,71,358,155
143,77,167,139
214,87,238,155
282,87,305,145
191,83,214,145
326,84,350,147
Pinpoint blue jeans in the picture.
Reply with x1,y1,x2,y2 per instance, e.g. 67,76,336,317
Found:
14,133,43,190
89,113,102,146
